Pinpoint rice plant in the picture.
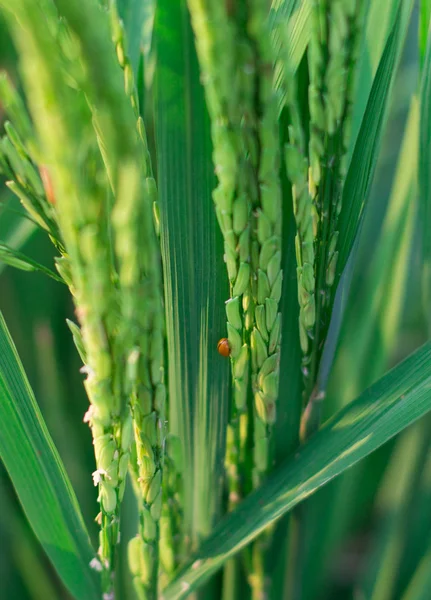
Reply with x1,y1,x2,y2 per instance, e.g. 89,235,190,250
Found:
0,1,430,599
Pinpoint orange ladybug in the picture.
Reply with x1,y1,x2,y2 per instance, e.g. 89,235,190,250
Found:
217,338,231,357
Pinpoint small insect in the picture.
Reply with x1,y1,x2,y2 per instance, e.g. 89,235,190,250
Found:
217,338,231,357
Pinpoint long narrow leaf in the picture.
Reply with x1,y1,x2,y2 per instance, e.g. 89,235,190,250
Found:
299,94,420,600
420,0,431,69
0,311,100,600
0,243,63,282
401,544,431,600
163,340,431,598
0,216,37,276
337,0,414,283
116,0,148,76
155,0,229,545
0,475,61,600
419,18,431,331
348,0,403,161
359,418,431,600
269,0,311,77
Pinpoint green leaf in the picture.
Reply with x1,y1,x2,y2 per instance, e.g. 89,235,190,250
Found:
419,19,431,331
0,475,61,600
0,242,63,281
155,0,230,545
0,311,100,600
420,0,431,70
333,96,419,414
358,417,431,600
348,0,404,163
116,0,148,76
163,340,431,598
0,213,37,276
299,95,420,600
269,0,311,76
401,544,431,600
392,447,431,597
337,0,414,283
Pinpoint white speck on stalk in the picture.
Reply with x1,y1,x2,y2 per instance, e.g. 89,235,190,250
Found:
192,560,202,570
79,364,95,378
181,581,191,592
89,557,103,572
128,348,140,364
92,468,108,485
83,404,95,423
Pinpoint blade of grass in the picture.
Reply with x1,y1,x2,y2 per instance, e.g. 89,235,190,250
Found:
349,0,404,163
394,486,431,598
401,544,431,600
332,93,419,413
0,475,61,600
0,311,100,600
116,0,147,76
419,0,431,69
298,95,420,600
0,243,63,281
269,0,311,80
0,475,62,600
163,339,431,598
419,17,431,332
155,0,229,549
358,416,431,600
0,216,37,275
336,0,414,285
386,431,431,596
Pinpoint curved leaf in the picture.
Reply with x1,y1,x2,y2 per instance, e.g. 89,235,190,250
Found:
420,1,431,69
0,311,100,600
299,95,420,600
0,216,37,276
163,340,431,598
0,243,63,281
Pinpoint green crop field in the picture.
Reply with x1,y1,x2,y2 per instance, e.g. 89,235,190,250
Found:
0,1,430,599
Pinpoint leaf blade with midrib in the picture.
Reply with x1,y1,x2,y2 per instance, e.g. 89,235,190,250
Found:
0,311,100,600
